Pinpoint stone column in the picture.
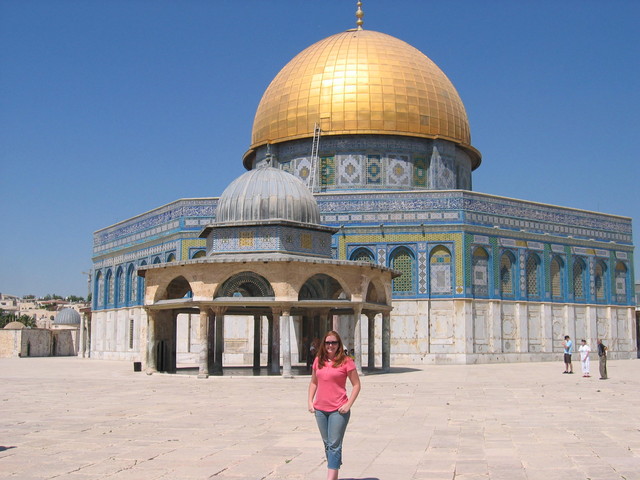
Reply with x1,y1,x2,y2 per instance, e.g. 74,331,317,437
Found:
382,311,391,372
146,310,157,375
269,310,281,375
280,307,292,378
212,308,225,375
353,306,363,375
367,312,376,371
198,308,209,379
253,315,261,371
267,314,274,371
77,313,86,358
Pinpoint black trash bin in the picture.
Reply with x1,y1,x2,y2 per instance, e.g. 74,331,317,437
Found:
133,361,142,372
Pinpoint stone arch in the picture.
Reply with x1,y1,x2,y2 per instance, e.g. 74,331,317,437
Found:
299,274,346,300
216,271,274,298
365,279,387,304
159,276,193,301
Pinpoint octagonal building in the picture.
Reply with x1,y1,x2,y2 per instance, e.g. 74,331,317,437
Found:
90,10,636,370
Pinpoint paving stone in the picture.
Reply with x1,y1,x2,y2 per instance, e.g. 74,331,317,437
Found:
1,357,640,479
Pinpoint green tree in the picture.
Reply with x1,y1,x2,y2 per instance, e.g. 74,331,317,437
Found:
0,313,36,329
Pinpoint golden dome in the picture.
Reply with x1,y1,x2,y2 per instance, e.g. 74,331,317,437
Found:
246,29,480,168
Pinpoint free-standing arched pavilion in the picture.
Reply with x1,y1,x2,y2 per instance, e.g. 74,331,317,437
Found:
138,165,397,377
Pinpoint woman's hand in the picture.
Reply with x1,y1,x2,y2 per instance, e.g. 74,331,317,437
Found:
308,402,315,414
338,403,351,414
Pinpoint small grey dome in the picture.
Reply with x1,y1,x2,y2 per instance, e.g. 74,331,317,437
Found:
216,166,320,224
54,308,80,325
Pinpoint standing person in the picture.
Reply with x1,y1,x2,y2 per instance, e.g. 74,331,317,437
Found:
562,335,574,374
307,337,320,371
578,339,591,377
308,330,361,480
597,339,608,379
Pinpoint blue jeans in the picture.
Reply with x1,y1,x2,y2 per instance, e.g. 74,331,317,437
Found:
314,409,351,470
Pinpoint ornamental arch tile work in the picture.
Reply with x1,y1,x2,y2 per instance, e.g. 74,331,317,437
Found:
89,7,635,370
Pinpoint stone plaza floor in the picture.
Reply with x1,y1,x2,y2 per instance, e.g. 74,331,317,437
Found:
1,357,639,480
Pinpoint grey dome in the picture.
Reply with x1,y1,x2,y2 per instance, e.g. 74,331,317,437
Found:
216,166,320,224
54,308,80,325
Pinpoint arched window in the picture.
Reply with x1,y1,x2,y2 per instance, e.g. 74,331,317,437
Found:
95,271,104,309
594,260,607,302
526,253,541,298
192,250,206,259
115,267,125,307
166,253,176,262
126,264,136,305
152,257,161,264
499,251,515,297
105,269,113,307
350,247,375,263
430,246,452,295
137,260,147,304
390,247,415,294
550,256,564,299
572,258,586,300
472,247,489,297
615,261,628,302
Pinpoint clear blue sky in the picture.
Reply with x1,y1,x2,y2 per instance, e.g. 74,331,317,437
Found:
1,0,638,298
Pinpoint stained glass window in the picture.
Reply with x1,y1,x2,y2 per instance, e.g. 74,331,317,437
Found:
500,252,514,296
472,247,488,297
615,261,627,302
526,253,540,297
126,265,136,305
105,270,113,307
116,268,125,307
391,248,414,293
594,261,606,301
573,258,585,300
550,257,563,298
320,156,335,186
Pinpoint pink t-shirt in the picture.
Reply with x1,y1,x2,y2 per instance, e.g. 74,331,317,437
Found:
312,356,356,411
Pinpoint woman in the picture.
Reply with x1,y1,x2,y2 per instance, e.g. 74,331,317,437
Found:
308,330,361,480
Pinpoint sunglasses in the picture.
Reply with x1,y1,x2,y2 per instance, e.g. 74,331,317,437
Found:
324,341,339,346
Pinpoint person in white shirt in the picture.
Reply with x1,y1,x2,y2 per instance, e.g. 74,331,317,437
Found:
578,339,591,377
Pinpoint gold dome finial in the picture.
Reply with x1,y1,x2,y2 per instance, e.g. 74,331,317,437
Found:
356,1,364,30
